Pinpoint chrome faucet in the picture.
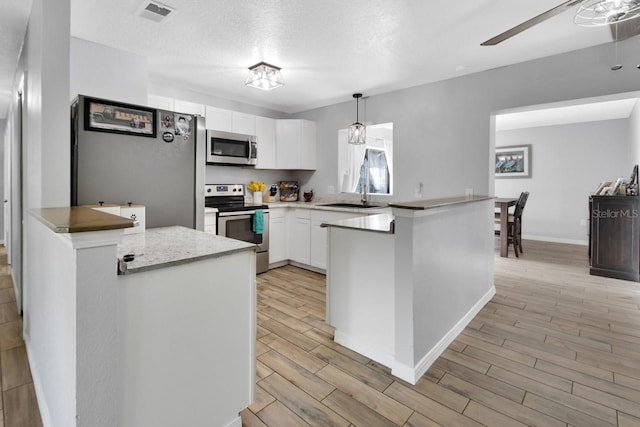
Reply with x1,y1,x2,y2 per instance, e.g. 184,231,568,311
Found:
360,161,370,205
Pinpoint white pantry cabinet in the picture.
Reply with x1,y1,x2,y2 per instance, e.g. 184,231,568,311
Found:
288,209,311,265
276,120,316,170
268,209,287,264
255,116,276,169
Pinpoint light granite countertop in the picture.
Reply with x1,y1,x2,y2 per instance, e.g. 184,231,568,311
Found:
118,226,255,274
320,213,395,234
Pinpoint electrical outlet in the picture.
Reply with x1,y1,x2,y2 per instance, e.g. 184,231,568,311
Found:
328,185,335,194
414,182,423,198
580,219,588,226
465,188,474,197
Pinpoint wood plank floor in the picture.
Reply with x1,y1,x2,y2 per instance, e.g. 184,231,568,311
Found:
0,247,42,427
2,241,640,426
244,240,640,426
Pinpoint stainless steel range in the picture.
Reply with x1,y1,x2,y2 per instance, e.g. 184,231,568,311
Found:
205,184,269,274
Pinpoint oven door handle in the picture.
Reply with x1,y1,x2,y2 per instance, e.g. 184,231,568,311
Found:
218,210,269,217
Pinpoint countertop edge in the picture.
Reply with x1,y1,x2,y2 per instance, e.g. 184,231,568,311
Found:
30,206,134,233
320,213,395,234
388,195,494,210
119,245,255,275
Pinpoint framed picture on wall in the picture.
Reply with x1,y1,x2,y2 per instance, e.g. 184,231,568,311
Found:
495,144,531,178
84,97,157,138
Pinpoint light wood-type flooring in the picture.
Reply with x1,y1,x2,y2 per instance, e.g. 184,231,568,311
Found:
3,241,640,426
243,240,640,426
0,247,42,427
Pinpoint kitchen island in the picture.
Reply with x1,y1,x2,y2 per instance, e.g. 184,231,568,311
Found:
24,208,255,427
322,196,495,385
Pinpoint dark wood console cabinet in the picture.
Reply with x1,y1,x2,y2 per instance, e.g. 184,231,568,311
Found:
589,195,640,281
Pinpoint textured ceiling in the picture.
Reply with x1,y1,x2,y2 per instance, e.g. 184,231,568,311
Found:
0,0,621,118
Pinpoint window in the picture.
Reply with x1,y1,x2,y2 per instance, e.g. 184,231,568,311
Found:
355,148,390,194
338,123,393,195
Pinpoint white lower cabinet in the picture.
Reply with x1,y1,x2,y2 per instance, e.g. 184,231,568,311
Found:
204,208,217,234
267,207,372,272
288,209,311,265
310,210,365,270
269,209,288,264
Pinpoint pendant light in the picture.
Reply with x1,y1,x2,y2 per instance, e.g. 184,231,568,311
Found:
348,93,366,145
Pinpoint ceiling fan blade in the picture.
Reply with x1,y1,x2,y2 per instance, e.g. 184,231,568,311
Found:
481,0,584,46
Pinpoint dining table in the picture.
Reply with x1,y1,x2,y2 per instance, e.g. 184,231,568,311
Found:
495,197,518,257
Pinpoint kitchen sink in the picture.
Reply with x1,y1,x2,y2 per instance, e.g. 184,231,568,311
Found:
319,203,384,209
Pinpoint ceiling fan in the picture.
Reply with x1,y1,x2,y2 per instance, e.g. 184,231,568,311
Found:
481,0,640,46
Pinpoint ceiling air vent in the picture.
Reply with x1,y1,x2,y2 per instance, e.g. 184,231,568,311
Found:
137,1,175,23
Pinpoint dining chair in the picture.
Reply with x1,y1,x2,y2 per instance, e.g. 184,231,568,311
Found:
495,191,529,257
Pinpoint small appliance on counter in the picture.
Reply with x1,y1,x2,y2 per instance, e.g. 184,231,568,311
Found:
303,190,314,202
279,181,299,202
205,184,269,273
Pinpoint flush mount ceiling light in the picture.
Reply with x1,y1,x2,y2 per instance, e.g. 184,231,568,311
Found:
574,0,640,26
348,93,366,145
245,62,284,91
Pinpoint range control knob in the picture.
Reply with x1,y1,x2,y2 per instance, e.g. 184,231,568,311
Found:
206,188,212,193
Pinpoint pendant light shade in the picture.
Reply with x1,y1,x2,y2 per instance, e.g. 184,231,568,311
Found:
245,62,284,91
348,93,366,145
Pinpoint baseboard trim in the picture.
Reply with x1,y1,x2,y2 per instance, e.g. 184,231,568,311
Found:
522,234,588,246
393,286,497,385
224,415,242,427
333,331,396,370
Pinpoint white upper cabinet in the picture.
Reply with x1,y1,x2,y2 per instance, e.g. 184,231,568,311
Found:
174,99,205,117
205,106,256,135
147,95,174,111
276,119,316,170
205,106,233,132
255,116,276,169
232,112,256,135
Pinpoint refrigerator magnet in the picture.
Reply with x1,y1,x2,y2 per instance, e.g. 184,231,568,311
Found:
162,132,174,143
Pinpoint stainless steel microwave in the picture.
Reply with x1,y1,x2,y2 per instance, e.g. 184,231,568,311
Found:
206,130,257,166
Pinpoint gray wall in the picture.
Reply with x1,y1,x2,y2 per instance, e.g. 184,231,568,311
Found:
292,38,640,205
630,102,640,170
495,119,629,244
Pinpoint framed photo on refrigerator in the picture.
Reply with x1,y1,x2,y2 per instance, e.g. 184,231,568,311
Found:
84,96,157,138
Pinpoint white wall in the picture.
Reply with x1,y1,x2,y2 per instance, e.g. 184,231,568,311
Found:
70,37,148,106
293,37,640,206
629,102,640,170
495,119,629,244
0,119,4,242
24,216,77,427
23,0,70,209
